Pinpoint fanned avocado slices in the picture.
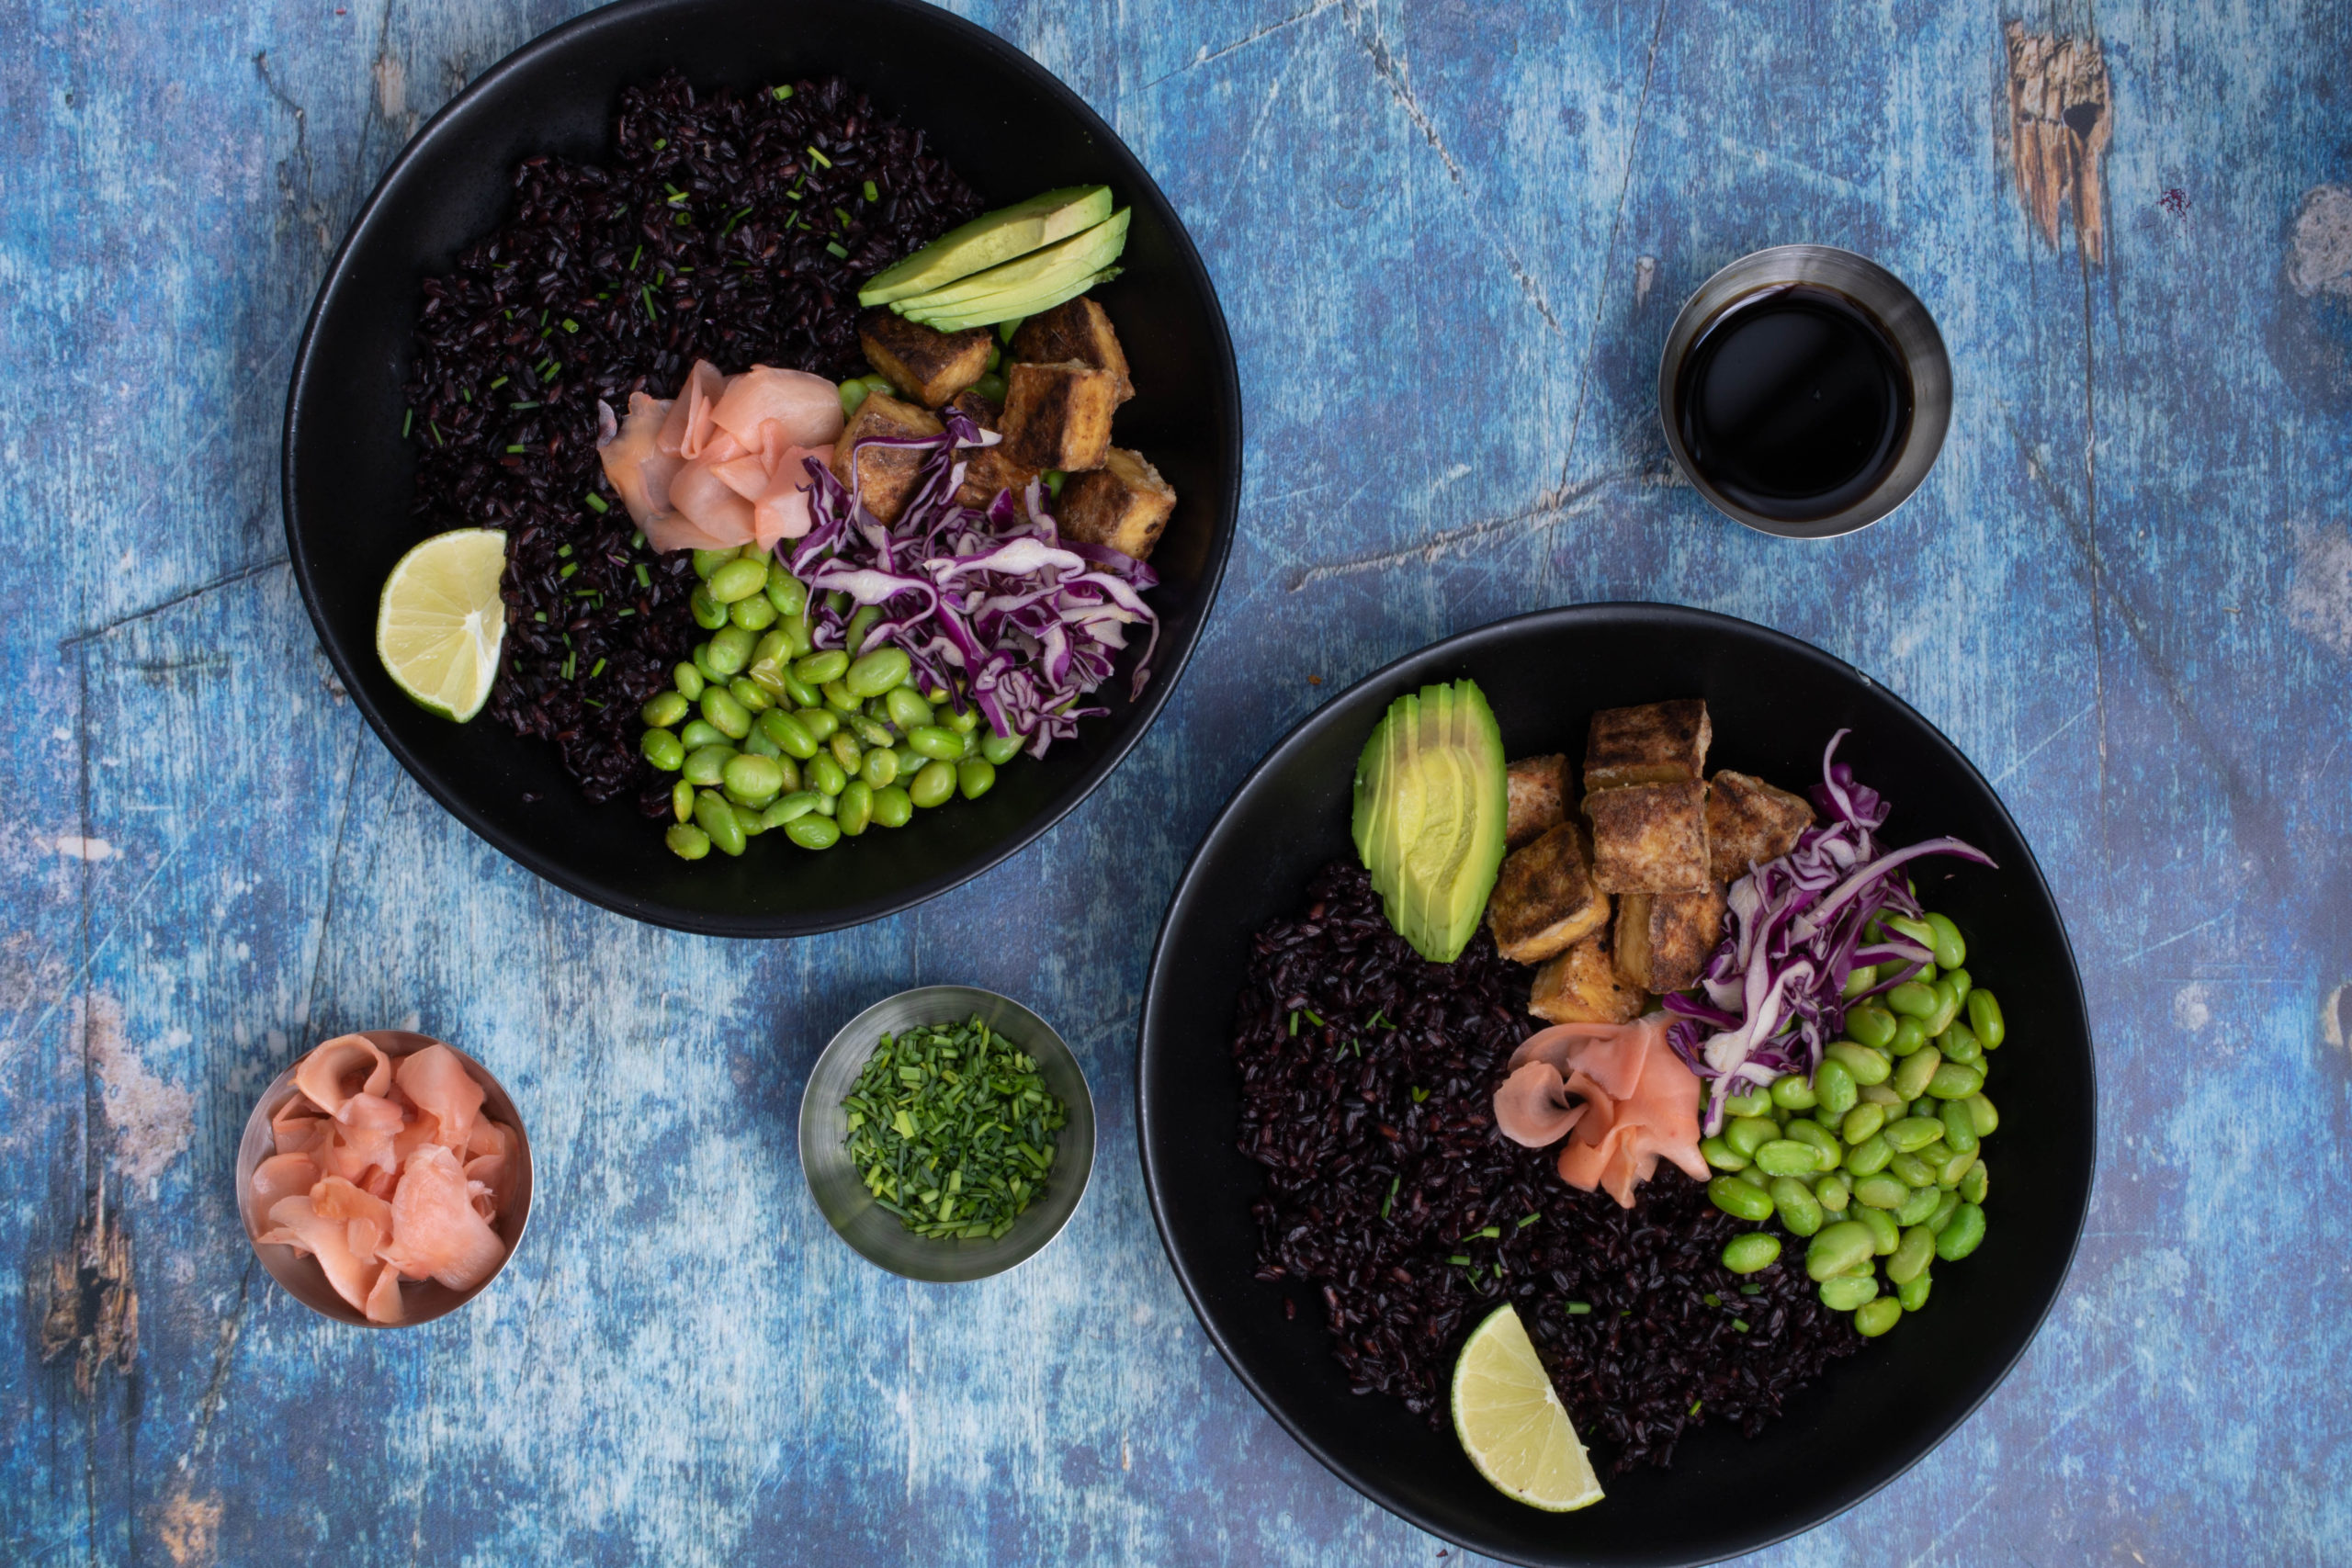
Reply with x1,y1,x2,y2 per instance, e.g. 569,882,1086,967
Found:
857,186,1114,307
1351,679,1508,964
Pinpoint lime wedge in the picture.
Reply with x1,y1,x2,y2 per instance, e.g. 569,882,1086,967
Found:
374,528,508,721
1452,1303,1603,1513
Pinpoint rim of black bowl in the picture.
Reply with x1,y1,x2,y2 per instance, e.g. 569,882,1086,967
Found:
1137,603,2094,1566
282,0,1240,937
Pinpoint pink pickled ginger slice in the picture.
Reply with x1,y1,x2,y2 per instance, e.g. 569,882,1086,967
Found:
260,1193,377,1314
393,1044,485,1151
388,1145,508,1292
293,1034,391,1116
249,1152,320,1204
709,364,844,451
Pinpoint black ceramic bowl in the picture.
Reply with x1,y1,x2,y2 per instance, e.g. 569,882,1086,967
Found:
284,0,1238,936
1138,604,2093,1566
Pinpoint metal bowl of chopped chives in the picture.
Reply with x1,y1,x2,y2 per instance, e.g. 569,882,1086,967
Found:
799,986,1095,1282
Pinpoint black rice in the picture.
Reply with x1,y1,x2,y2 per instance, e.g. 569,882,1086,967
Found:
1233,862,1860,1472
402,73,982,809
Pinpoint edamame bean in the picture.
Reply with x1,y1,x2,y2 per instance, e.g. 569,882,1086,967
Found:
1842,1134,1894,1176
907,725,964,761
839,378,870,417
1815,1058,1859,1118
728,676,773,715
1965,1093,1998,1137
1887,1151,1936,1189
1785,1119,1843,1169
1841,1103,1886,1145
692,641,725,682
759,709,819,760
707,557,770,604
691,547,740,580
1959,1161,1989,1204
694,791,747,856
1814,1173,1851,1212
842,716,888,753
1929,1190,1962,1234
811,793,835,817
1842,963,1880,1000
1927,1062,1982,1100
884,687,933,732
672,779,695,823
729,592,777,631
672,661,706,701
1722,1233,1782,1273
1853,1172,1908,1210
944,705,979,735
1754,1140,1820,1178
1702,1135,1749,1172
1888,1015,1929,1056
1730,1165,1770,1190
1938,1020,1983,1065
1709,1176,1777,1222
1725,1116,1779,1158
690,584,729,630
682,745,733,787
1854,1203,1901,1256
807,753,847,795
776,613,814,660
1924,979,1962,1036
978,728,1023,766
779,671,822,710
792,649,850,685
910,760,956,808
722,752,784,802
1892,1046,1942,1100
1939,1100,1979,1156
1859,1082,1905,1109
1824,1042,1891,1086
665,823,710,860
642,692,690,728
699,625,747,676
871,784,913,829
744,733,784,764
765,571,808,618
1894,1184,1942,1226
844,647,911,699
1923,911,1966,969
1896,1269,1932,1311
700,688,752,739
1883,1115,1943,1154
786,814,841,850
1723,1087,1773,1119
1887,980,1939,1017
679,720,725,751
1934,1202,1985,1260
957,758,1001,799
1937,1149,1977,1190
842,604,882,652
734,807,767,839
1806,1221,1876,1280
1845,1006,1898,1051
829,730,863,773
1770,1177,1824,1236
837,780,873,836
1770,1073,1819,1111
796,707,840,742
1967,989,2005,1049
640,728,684,771
1886,1224,1935,1285
1820,1273,1879,1312
1943,966,1972,1004
763,793,820,828
1854,1296,1902,1337
822,679,860,713
862,748,899,788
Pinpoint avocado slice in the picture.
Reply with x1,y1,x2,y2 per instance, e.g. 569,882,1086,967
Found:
1350,679,1507,964
899,266,1123,334
893,209,1131,321
858,186,1114,308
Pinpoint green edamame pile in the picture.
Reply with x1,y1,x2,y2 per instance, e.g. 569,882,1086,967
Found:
1704,908,2006,1341
637,546,1027,861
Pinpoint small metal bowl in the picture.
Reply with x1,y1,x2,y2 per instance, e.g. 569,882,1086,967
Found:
799,986,1095,1283
1657,243,1952,539
234,1030,533,1326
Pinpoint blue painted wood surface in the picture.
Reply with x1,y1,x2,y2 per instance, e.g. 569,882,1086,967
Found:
6,0,2350,1562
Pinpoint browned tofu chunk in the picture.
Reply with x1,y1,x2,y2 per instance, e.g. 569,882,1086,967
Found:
1584,779,1711,893
953,443,1041,510
1010,298,1135,401
1706,770,1815,882
945,387,1002,432
1505,755,1571,850
1529,928,1645,1024
1056,447,1175,561
858,310,994,408
1001,359,1119,472
830,391,943,524
1611,884,1728,994
1488,821,1611,964
1583,700,1713,792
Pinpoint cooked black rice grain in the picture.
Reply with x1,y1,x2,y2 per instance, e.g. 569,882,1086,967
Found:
1233,862,1860,1472
402,72,982,810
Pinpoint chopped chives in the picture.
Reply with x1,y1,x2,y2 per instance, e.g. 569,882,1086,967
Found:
1447,1255,1473,1267
629,245,642,271
1732,1319,1751,1333
772,84,793,100
561,318,579,333
1461,1225,1499,1241
505,444,526,454
401,408,413,438
630,530,646,548
652,137,666,149
784,188,803,201
1410,1087,1430,1102
582,697,605,709
1517,1213,1540,1228
862,179,878,201
533,611,547,623
634,564,650,587
589,658,605,678
511,400,538,410
561,653,575,679
1302,1010,1326,1028
1703,1293,1721,1307
721,206,751,236
825,242,849,260
430,422,444,446
1690,1401,1702,1416
641,285,658,319
834,206,853,227
559,562,578,579
616,607,634,617
490,375,509,389
1381,1177,1398,1219
1566,1302,1592,1315
1287,1011,1298,1037
556,544,572,558
807,144,831,167
583,492,609,513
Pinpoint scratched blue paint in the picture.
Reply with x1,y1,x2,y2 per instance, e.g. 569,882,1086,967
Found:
4,0,2350,1563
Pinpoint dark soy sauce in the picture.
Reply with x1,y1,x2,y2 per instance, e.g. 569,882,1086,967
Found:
1674,285,1914,523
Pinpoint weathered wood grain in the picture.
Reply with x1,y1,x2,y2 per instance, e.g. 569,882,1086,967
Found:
4,0,2350,1562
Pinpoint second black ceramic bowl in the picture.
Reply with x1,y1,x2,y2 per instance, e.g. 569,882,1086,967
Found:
284,0,1238,936
1138,604,2093,1566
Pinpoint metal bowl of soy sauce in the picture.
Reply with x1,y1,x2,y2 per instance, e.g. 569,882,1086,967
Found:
1659,244,1951,539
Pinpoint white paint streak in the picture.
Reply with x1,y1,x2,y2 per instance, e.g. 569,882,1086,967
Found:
2286,522,2352,656
51,834,117,862
2286,184,2352,299
2171,983,2211,1032
83,992,196,1186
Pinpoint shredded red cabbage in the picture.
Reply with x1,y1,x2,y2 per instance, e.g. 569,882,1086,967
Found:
782,409,1159,757
1663,731,1995,1133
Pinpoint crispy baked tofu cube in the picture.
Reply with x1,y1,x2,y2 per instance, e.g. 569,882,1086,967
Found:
859,310,995,408
1001,359,1119,471
830,390,943,524
1530,928,1647,1024
1056,447,1175,561
1583,700,1713,792
1584,779,1711,893
946,387,1002,432
1611,885,1727,994
1505,755,1571,850
1488,821,1611,964
953,442,1041,510
1010,298,1135,401
1706,770,1815,883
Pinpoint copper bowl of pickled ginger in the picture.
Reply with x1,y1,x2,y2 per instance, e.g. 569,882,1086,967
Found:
236,1030,532,1326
